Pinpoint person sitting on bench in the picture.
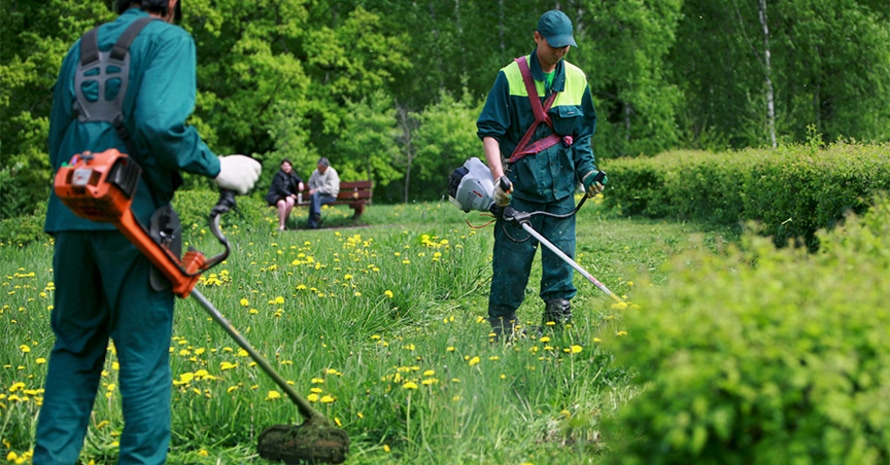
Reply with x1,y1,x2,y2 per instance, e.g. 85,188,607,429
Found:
306,157,339,229
265,158,304,231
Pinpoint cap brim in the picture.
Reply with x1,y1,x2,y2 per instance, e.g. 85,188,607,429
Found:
546,35,577,48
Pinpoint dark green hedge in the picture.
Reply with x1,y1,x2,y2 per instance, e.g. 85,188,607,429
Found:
0,189,269,247
601,142,890,247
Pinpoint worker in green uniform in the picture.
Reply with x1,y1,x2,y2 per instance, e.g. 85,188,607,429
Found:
34,1,261,464
476,9,606,340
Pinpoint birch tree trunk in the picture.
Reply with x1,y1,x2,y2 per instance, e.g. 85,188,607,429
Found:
758,0,777,148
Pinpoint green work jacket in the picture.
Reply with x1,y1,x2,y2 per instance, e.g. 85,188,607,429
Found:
477,50,598,202
45,9,220,233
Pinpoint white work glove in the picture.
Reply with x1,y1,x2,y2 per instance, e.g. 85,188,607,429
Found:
215,155,262,195
493,176,513,207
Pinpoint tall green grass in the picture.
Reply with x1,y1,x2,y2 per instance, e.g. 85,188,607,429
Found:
0,195,733,464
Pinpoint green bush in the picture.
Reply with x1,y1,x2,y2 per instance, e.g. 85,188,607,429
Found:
602,195,890,464
172,188,268,233
0,189,269,248
0,202,47,247
601,142,890,247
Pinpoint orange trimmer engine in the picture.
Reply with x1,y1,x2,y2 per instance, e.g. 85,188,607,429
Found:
54,149,139,223
54,149,214,298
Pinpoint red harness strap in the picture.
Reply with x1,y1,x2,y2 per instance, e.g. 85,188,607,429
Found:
507,56,569,164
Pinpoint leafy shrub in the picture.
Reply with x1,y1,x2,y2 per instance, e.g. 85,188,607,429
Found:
172,189,268,233
601,142,890,248
0,202,47,246
0,189,268,247
602,195,890,465
0,165,27,221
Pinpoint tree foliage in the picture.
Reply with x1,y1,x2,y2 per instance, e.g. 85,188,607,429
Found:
2,0,889,218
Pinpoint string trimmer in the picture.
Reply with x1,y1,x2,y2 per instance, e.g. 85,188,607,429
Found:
54,148,349,464
448,157,623,304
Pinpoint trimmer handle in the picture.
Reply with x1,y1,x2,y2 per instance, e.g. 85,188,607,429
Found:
201,189,235,269
498,176,512,193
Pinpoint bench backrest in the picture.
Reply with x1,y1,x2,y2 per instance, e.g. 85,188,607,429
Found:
336,180,373,202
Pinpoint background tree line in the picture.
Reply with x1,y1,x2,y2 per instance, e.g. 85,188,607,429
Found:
2,0,888,218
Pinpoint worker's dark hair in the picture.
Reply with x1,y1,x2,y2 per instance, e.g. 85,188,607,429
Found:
116,0,181,22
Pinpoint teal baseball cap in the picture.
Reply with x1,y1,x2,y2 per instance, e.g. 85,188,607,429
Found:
537,10,577,48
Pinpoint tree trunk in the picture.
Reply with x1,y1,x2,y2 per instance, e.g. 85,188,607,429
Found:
758,0,777,148
397,106,417,203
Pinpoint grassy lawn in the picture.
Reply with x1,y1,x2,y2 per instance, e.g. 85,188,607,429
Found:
0,195,737,464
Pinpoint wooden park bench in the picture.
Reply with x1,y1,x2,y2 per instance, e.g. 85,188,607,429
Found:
297,180,373,218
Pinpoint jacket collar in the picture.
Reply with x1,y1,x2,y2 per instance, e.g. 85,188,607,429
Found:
528,49,566,93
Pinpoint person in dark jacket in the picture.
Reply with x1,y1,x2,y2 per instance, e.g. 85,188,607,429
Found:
476,9,606,340
266,158,305,231
34,1,261,463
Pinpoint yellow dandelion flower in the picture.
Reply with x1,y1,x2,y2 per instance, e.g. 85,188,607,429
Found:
18,345,30,353
539,336,551,343
446,346,455,352
239,298,249,307
383,444,391,453
320,395,335,403
36,358,46,365
402,381,418,390
468,356,480,367
307,393,319,402
266,391,281,400
198,450,209,457
570,345,583,354
384,290,394,298
617,330,628,336
423,370,435,376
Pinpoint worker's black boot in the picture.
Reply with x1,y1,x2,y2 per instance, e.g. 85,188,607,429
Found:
542,298,572,328
489,313,520,342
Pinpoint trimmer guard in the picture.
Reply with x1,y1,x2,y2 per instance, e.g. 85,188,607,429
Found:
258,421,350,464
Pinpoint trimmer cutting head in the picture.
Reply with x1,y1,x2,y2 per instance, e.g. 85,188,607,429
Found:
258,420,350,464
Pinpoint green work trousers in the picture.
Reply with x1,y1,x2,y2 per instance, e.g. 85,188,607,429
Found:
34,231,174,465
488,195,578,320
